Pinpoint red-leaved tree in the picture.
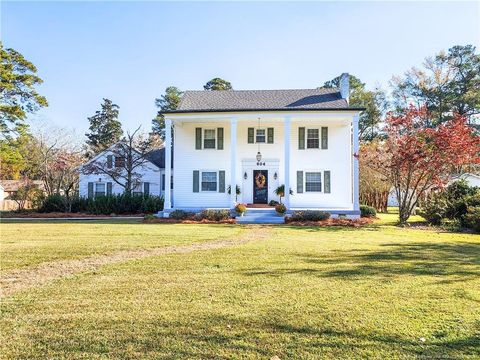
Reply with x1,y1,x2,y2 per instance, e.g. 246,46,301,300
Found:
362,105,480,224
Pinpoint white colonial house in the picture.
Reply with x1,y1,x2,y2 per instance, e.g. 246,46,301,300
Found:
161,73,363,219
79,146,172,199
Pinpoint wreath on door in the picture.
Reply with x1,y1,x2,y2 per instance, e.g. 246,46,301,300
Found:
255,173,266,188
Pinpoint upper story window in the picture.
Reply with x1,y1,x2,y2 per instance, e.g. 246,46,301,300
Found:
307,129,319,149
256,129,266,143
203,129,216,149
115,156,125,168
201,171,217,191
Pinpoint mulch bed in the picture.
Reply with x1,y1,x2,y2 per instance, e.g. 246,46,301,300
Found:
284,217,374,227
1,212,143,218
143,218,236,224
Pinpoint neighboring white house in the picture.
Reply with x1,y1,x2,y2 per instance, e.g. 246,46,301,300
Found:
79,146,172,199
450,173,480,188
160,73,363,218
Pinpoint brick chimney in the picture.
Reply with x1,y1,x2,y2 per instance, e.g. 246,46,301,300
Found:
339,73,350,104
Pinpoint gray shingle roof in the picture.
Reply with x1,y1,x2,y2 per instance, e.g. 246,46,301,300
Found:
145,148,173,169
166,88,360,113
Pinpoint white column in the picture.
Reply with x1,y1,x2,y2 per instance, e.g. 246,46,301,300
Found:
164,118,172,210
230,117,238,208
283,116,291,208
352,115,360,212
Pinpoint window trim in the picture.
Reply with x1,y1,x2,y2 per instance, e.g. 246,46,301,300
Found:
132,181,143,196
200,170,218,192
114,156,125,168
304,171,322,193
203,128,216,150
306,128,320,149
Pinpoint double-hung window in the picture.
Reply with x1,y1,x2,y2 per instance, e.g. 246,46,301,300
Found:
256,129,266,143
201,171,217,191
115,156,125,168
132,182,143,196
203,129,216,149
305,172,322,192
307,129,319,149
95,183,106,197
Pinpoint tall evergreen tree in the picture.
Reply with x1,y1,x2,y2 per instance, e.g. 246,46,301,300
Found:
85,98,123,155
323,75,386,141
203,78,233,91
151,86,182,139
0,42,48,135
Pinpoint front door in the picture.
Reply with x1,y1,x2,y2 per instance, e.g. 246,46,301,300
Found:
253,170,268,204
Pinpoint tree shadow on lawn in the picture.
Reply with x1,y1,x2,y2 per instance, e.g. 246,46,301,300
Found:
242,242,480,284
21,314,479,359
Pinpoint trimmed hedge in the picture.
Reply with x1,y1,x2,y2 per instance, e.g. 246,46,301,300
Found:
38,194,164,215
169,210,195,220
197,209,231,221
360,205,377,218
289,210,330,222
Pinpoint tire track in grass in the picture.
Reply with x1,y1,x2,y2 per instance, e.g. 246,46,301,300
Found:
0,225,271,298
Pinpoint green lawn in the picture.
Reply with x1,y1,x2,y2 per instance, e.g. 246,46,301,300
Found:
0,220,243,273
1,214,479,359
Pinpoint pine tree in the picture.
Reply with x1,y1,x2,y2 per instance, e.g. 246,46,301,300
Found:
85,98,123,155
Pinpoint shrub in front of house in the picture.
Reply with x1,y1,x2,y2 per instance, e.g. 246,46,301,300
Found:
360,205,377,218
39,194,164,215
269,200,279,206
168,209,195,220
275,203,287,214
418,180,480,231
38,194,69,212
462,206,480,232
289,210,330,222
197,209,231,221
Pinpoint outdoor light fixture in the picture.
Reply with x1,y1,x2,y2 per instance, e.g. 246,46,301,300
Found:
244,172,248,180
256,151,262,162
274,172,278,180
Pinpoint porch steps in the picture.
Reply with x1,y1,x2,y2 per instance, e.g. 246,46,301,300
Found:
236,209,285,224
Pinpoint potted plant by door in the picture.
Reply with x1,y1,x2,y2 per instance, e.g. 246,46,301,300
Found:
274,185,293,204
235,203,247,217
275,203,287,215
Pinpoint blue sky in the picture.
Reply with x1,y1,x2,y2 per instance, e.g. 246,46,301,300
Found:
2,1,479,137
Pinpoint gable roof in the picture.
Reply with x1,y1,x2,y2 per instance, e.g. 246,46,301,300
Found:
145,148,173,169
80,143,168,170
164,88,364,114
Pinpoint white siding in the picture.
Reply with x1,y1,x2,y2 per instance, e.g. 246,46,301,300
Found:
172,113,355,210
79,151,163,197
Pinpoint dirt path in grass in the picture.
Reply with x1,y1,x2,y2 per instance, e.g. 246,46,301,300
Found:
0,226,271,298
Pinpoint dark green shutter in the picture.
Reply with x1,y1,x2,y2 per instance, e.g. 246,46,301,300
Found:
195,128,202,149
297,171,303,193
107,182,112,195
218,171,225,193
193,171,199,192
248,128,254,143
298,127,305,149
324,171,331,193
162,174,165,191
144,182,150,196
217,127,224,150
267,128,274,144
321,127,328,149
107,155,113,168
88,182,94,198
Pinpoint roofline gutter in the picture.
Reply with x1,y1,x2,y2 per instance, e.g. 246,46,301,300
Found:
162,107,365,115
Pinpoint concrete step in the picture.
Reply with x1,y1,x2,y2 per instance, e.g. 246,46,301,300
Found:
236,211,285,224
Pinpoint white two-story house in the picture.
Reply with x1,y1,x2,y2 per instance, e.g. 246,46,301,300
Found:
161,73,363,218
